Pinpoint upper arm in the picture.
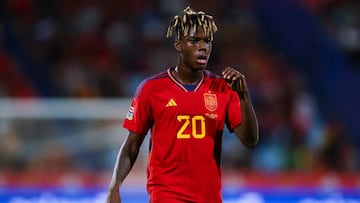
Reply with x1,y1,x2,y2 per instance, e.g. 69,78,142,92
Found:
123,80,153,135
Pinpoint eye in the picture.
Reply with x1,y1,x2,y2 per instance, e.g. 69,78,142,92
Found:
204,38,212,43
189,38,198,44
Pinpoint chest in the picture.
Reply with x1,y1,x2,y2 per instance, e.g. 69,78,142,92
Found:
149,84,229,122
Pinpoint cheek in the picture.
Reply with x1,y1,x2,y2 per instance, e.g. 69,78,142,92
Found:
182,48,194,58
208,44,213,53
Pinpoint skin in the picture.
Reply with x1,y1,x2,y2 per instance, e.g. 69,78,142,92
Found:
222,66,259,148
173,27,212,84
174,27,258,147
106,26,259,203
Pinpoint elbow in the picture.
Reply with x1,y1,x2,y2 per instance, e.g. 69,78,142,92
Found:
243,137,258,148
234,124,259,148
242,130,259,148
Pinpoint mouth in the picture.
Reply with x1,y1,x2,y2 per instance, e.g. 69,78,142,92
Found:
196,55,208,65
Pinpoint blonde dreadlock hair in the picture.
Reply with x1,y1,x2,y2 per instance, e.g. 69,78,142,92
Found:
166,6,218,41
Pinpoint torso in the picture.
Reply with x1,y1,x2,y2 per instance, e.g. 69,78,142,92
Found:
123,67,242,203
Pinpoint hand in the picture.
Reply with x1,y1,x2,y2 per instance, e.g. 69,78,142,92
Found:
221,67,248,95
106,188,121,203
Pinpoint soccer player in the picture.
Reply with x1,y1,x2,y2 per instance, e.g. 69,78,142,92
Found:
107,7,259,203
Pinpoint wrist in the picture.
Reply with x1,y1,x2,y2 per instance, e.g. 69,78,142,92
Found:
108,182,121,190
238,90,249,100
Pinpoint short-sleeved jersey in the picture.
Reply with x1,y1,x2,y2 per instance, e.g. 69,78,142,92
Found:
123,67,242,203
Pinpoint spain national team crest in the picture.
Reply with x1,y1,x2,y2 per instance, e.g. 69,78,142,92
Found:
204,93,217,112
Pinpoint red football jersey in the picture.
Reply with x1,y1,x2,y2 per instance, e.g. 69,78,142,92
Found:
123,67,242,203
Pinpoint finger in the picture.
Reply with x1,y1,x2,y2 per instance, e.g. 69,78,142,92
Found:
229,74,243,91
239,77,244,91
222,67,237,77
230,79,239,90
223,69,241,81
221,67,233,75
239,75,248,92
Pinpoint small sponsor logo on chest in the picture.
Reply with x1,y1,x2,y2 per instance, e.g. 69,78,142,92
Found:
165,98,177,107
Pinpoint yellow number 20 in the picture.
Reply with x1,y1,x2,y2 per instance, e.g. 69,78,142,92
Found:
177,115,205,139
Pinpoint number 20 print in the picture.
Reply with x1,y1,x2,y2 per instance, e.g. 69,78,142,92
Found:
177,115,206,139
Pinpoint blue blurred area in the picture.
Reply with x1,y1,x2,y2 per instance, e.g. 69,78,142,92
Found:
255,0,360,145
0,0,359,191
1,187,360,203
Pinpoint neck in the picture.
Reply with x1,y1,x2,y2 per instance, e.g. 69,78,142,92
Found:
174,66,203,84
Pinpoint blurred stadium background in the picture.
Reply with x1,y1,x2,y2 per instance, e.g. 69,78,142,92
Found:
0,0,360,202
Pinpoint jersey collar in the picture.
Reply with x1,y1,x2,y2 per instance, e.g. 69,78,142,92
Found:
167,67,205,92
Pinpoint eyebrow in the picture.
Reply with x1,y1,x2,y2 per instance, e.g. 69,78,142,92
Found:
186,36,211,40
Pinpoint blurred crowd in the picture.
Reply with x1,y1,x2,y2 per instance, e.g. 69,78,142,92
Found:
0,0,359,185
303,0,360,66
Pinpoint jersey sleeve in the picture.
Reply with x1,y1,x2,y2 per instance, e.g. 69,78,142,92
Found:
123,80,153,136
225,91,242,132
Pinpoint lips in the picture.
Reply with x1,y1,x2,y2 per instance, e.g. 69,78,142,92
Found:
196,55,207,65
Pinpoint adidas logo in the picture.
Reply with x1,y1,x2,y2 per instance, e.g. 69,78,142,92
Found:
166,99,177,107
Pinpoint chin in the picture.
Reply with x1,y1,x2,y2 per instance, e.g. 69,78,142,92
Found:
188,63,207,72
196,64,207,70
193,67,205,72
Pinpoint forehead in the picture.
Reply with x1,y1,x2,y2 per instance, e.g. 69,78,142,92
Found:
187,26,210,38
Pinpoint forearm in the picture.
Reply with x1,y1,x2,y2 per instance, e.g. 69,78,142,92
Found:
108,136,141,190
237,92,259,147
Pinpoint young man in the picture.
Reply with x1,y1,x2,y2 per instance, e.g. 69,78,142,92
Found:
107,7,259,203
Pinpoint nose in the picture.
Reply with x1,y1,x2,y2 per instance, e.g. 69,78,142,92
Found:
198,40,209,51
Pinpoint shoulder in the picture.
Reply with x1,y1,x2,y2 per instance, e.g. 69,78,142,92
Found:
134,70,169,97
204,70,224,82
204,70,232,92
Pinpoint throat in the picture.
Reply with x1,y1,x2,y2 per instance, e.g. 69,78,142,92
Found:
173,66,203,85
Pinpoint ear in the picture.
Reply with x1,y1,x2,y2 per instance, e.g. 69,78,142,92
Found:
174,40,181,52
